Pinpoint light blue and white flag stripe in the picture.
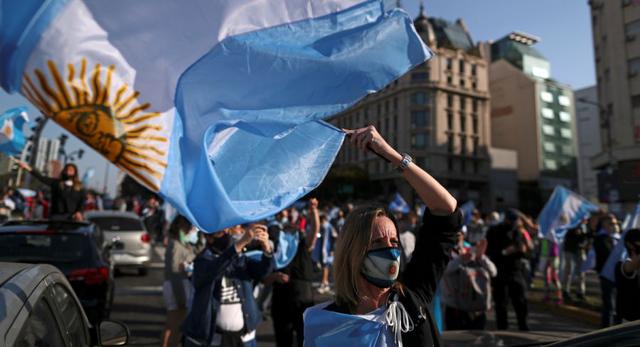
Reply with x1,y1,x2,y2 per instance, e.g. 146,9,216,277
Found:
0,0,431,232
0,107,28,156
389,192,410,214
537,186,599,242
460,200,476,226
600,203,640,282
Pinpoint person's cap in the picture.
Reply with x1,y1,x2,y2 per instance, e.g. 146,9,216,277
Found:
504,208,520,223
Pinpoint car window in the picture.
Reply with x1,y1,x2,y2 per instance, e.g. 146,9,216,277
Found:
50,284,89,347
89,217,144,232
15,296,65,347
0,233,87,262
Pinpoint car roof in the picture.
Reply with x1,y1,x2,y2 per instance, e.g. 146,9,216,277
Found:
0,220,93,234
84,210,142,219
0,262,64,333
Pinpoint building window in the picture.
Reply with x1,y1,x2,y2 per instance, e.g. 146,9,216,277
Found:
460,97,466,111
411,111,429,128
447,75,453,85
411,133,428,149
377,104,381,115
560,128,572,139
544,159,558,170
629,58,640,76
460,136,467,154
542,108,555,119
473,161,479,174
364,108,369,120
559,111,571,123
471,64,477,76
472,81,477,90
446,58,453,71
540,91,553,103
448,157,454,171
561,145,573,155
626,19,640,37
447,94,454,108
447,112,453,130
385,117,389,132
412,92,429,105
473,138,479,155
411,72,429,82
447,134,454,153
543,142,556,153
460,115,466,133
542,125,555,136
393,97,398,110
460,78,466,88
393,115,397,131
472,99,478,113
558,95,571,106
459,60,465,74
472,117,478,134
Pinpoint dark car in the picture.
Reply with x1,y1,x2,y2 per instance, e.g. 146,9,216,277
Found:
0,220,118,324
0,262,128,346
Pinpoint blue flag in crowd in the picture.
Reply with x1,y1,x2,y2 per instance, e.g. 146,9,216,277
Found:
460,201,476,226
245,230,300,270
81,167,95,186
537,186,599,242
600,203,640,282
0,0,431,232
0,107,28,156
389,192,411,214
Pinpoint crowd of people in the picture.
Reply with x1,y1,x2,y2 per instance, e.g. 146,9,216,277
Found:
2,126,639,347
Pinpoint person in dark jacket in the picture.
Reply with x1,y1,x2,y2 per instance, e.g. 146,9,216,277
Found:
303,125,459,347
615,228,640,322
593,214,622,327
485,209,530,331
18,160,85,220
182,223,274,347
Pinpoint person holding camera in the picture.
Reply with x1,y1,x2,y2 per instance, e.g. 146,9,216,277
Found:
183,224,274,347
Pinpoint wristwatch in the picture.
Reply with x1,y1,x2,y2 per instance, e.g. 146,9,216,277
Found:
396,153,413,172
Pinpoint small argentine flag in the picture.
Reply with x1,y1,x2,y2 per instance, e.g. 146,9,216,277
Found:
0,107,28,157
389,192,410,214
537,186,599,242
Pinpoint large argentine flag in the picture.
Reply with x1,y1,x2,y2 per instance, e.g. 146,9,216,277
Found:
537,186,599,242
0,0,431,231
0,107,28,156
601,203,640,281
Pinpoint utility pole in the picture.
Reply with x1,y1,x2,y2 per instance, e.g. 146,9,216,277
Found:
23,115,48,187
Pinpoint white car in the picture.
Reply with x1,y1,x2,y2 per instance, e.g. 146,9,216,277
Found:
86,211,152,275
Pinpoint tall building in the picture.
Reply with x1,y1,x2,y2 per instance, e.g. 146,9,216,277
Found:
489,32,578,213
575,86,601,202
589,0,640,210
328,4,492,208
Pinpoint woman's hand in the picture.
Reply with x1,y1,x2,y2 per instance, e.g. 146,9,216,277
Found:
344,126,402,164
12,158,32,172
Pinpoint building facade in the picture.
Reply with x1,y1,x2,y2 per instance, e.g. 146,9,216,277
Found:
589,0,640,211
489,32,578,213
329,6,493,209
575,86,601,202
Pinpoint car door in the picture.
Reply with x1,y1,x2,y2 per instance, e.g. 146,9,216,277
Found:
49,282,91,347
12,292,67,347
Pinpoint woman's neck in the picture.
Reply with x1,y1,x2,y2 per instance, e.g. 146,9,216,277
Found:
354,276,391,315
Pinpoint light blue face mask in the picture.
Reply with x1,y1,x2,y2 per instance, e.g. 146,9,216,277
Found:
361,247,402,288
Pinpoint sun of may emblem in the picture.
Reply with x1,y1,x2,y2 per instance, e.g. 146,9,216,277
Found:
21,59,168,191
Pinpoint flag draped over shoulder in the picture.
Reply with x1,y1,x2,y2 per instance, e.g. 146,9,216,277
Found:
0,0,431,232
537,186,598,242
0,107,28,156
600,203,640,281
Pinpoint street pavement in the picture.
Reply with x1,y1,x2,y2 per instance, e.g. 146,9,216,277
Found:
110,245,598,346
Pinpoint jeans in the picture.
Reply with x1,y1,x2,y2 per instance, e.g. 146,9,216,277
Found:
599,276,621,328
561,251,586,296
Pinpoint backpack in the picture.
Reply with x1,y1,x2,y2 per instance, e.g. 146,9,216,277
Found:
442,260,492,312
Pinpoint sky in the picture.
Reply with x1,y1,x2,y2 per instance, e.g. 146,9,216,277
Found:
0,0,595,197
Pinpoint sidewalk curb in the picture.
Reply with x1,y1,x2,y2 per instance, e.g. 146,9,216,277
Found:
528,292,600,327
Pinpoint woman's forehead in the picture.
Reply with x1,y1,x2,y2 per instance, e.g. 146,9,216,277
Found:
371,216,397,238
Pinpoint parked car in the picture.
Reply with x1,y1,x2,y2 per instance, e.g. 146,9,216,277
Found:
0,220,117,323
0,262,128,346
85,211,152,276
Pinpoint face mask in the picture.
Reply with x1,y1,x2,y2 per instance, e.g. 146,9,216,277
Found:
231,232,244,241
64,180,73,187
186,228,199,245
361,247,401,288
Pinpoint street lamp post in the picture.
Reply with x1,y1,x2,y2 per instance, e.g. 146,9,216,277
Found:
576,97,616,172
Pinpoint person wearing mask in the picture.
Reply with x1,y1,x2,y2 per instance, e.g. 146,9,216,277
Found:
561,218,590,302
593,214,622,327
266,215,317,347
313,212,337,295
304,125,459,347
615,228,640,322
18,160,85,220
465,209,486,246
486,209,530,331
442,239,496,330
183,223,274,347
162,216,196,347
143,196,167,243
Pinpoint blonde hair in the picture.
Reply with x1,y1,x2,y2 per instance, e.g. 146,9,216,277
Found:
333,205,399,311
